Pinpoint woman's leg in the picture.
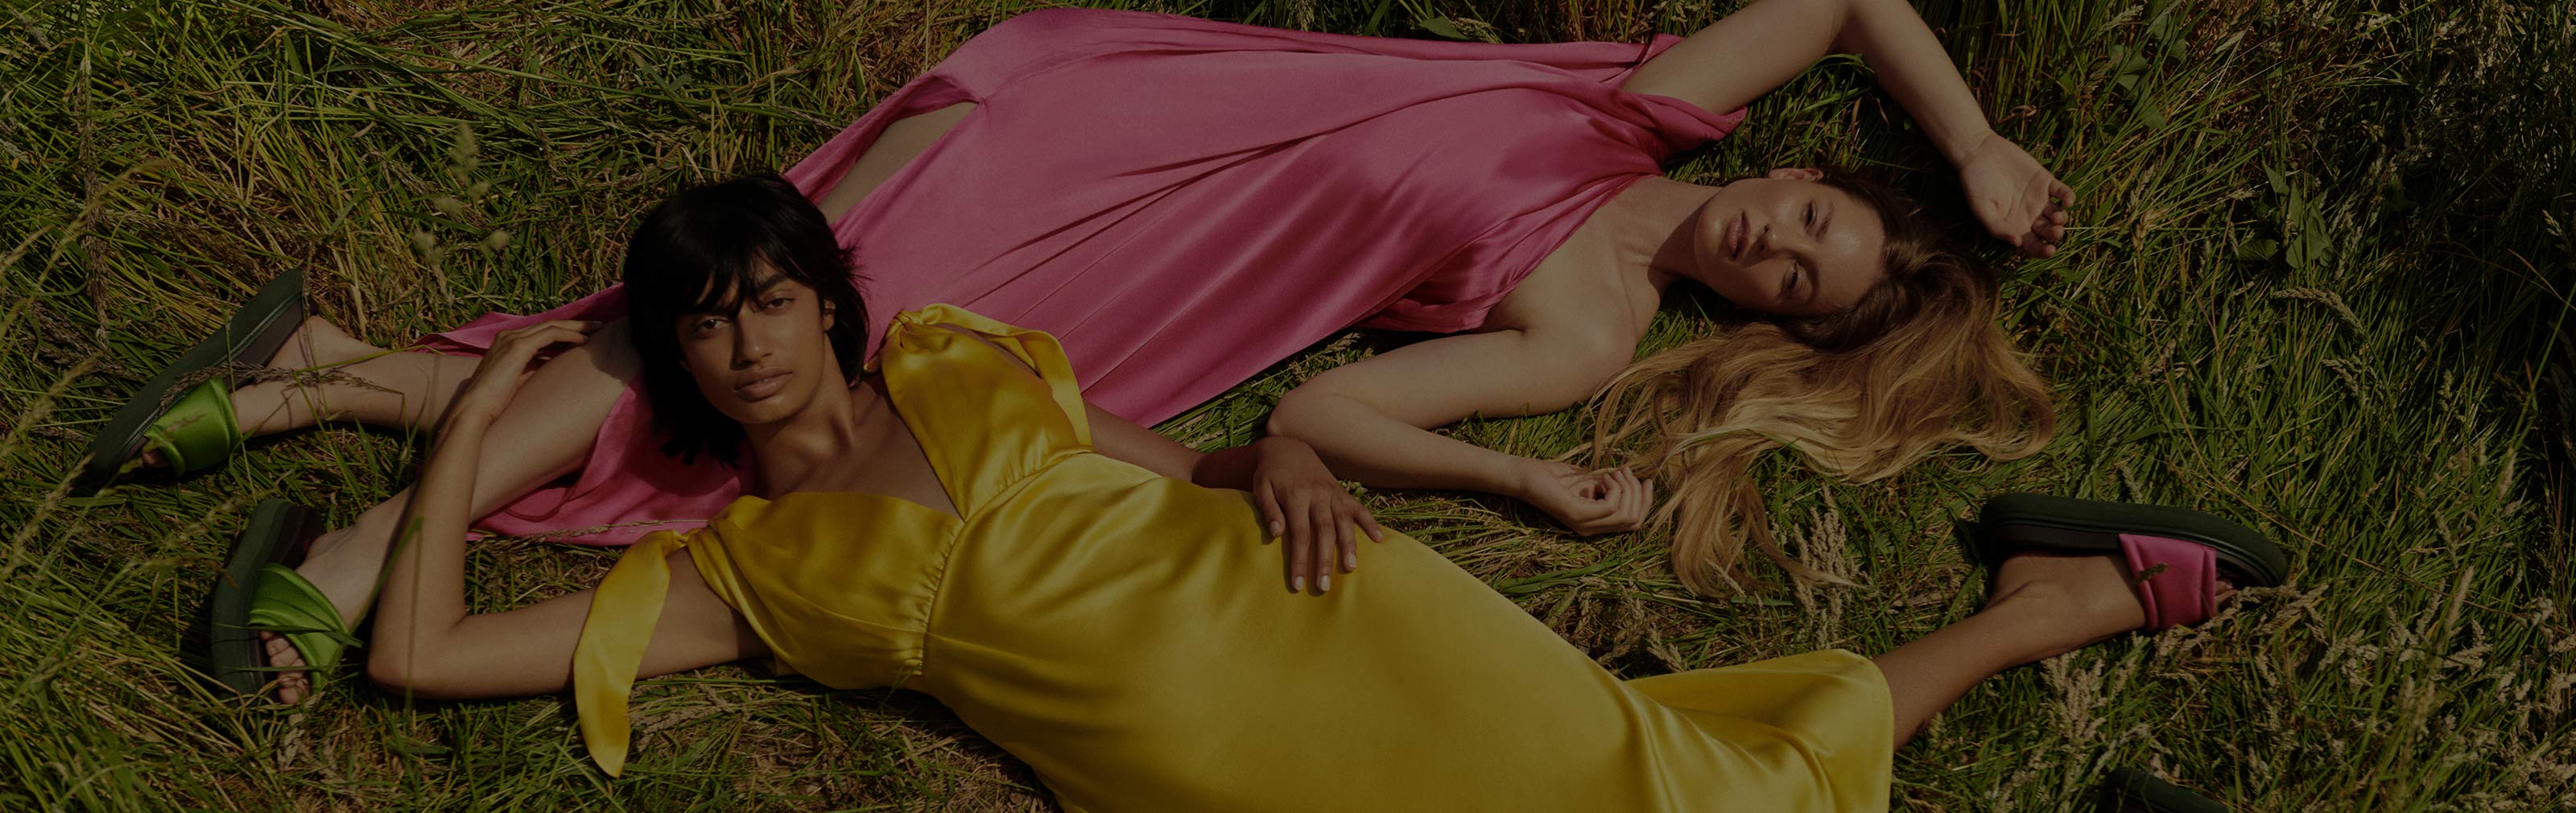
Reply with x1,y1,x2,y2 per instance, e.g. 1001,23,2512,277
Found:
198,103,987,461
134,317,476,471
1871,553,2233,746
262,320,640,702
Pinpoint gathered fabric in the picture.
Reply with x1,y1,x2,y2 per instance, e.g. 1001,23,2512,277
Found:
418,8,1744,547
572,305,1891,812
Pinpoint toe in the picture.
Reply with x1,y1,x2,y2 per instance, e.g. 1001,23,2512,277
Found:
261,632,310,703
262,632,303,668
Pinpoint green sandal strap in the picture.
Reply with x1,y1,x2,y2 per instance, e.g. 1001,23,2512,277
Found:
246,563,359,674
72,268,305,496
142,381,243,477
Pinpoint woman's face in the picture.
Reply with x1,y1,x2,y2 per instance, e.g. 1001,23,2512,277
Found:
674,268,839,427
1687,169,1889,316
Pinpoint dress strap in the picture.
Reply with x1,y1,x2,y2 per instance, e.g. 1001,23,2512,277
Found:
572,528,689,777
880,303,1092,446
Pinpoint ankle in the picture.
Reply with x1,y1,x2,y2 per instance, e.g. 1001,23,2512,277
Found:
300,526,362,567
270,316,378,371
1975,588,2096,663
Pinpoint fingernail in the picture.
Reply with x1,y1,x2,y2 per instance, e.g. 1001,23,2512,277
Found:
1318,575,1331,592
1344,551,1356,569
1292,576,1305,592
1269,521,1283,536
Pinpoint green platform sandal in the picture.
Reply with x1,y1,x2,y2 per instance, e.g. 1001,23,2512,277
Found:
192,498,360,699
73,268,308,496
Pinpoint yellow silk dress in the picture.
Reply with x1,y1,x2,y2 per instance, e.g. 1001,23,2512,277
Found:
574,304,1894,812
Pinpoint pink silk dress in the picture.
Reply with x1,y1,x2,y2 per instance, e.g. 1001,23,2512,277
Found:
419,9,1744,546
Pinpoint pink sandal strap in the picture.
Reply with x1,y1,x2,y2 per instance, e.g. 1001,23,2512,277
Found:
2118,534,2218,630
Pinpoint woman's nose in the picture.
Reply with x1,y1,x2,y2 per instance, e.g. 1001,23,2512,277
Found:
734,329,771,365
1761,225,1805,258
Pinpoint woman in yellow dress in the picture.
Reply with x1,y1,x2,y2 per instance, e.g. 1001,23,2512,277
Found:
357,176,2229,812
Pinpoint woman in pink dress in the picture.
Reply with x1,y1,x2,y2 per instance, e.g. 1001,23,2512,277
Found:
92,1,2070,700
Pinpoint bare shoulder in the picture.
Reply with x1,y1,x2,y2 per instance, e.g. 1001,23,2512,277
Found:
1487,250,1653,374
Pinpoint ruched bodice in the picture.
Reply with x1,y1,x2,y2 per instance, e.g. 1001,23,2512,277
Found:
574,306,1897,812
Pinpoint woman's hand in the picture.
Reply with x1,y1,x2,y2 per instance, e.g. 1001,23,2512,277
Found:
444,320,602,429
1956,132,2075,258
1513,460,1653,536
1249,436,1385,595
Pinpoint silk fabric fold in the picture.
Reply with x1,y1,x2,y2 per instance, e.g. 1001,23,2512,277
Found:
572,307,1893,811
415,9,1744,547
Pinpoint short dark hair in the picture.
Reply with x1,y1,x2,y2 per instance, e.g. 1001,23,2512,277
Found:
621,171,866,466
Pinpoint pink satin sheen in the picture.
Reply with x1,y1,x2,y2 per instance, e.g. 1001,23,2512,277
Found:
415,9,1745,546
2117,533,2218,630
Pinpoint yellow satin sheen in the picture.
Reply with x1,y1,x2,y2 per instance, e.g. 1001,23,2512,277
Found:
574,304,1895,811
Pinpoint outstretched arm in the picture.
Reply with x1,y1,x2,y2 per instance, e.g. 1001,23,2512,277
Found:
1624,0,2074,256
369,320,764,700
1267,329,1654,536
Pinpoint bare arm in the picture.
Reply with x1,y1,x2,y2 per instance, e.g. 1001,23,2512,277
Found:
1624,0,2074,255
1625,0,1984,161
1267,329,1653,535
369,321,765,700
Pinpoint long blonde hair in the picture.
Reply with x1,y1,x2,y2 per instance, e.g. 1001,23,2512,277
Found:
1587,174,2055,595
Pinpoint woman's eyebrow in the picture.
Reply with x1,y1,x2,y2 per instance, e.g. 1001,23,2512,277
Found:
687,274,790,315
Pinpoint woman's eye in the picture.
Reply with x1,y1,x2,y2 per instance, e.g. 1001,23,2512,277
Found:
766,296,793,310
694,317,722,333
1804,202,1816,229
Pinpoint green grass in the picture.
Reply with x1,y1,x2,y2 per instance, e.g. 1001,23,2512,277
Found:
3,0,2570,810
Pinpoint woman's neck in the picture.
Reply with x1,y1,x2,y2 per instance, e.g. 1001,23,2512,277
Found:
1591,176,1720,293
741,377,880,496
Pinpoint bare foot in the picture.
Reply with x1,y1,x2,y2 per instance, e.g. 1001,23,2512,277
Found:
136,316,382,468
1984,552,2239,662
261,631,312,704
245,522,384,703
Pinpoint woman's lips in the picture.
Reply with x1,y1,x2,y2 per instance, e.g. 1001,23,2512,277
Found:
1728,213,1749,262
734,370,791,401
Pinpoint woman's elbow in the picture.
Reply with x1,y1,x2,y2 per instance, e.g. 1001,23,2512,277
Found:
366,646,464,698
366,650,421,694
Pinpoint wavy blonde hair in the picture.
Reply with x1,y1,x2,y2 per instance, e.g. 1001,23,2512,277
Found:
1586,174,2056,595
